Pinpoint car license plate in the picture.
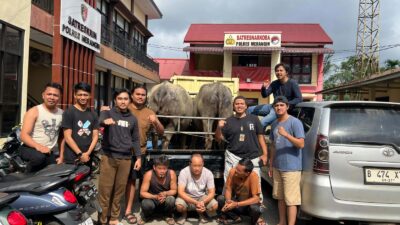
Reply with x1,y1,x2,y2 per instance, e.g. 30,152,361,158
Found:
79,217,93,225
365,168,400,185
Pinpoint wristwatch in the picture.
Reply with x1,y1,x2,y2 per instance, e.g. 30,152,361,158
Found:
77,152,83,158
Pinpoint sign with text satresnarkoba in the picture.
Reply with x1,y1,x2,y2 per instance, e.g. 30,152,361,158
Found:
60,0,101,53
224,33,281,48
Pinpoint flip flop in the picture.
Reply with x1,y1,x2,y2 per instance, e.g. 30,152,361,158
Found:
165,217,175,225
176,216,186,225
123,213,137,224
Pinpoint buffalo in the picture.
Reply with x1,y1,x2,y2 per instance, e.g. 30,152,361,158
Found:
148,81,194,149
194,82,233,149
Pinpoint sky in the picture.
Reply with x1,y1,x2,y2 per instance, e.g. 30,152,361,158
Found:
147,0,400,66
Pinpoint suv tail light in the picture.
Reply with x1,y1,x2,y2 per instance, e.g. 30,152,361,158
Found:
63,189,77,204
313,134,329,174
7,211,27,225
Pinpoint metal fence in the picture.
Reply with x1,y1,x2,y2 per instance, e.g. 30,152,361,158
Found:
101,25,159,72
32,0,53,14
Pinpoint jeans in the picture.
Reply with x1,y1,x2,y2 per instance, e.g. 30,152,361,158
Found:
141,196,175,219
247,104,277,129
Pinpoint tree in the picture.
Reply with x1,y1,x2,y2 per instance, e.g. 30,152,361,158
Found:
384,59,400,70
323,56,358,100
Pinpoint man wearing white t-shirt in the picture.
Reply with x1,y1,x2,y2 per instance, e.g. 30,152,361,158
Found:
175,154,218,224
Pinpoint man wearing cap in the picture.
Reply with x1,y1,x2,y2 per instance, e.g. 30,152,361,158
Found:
247,63,302,130
269,96,305,225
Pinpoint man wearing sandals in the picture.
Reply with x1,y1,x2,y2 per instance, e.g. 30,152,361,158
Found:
217,158,265,225
175,154,218,224
137,155,177,225
269,96,305,225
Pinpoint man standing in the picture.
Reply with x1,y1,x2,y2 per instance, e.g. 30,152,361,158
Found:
97,89,141,225
269,96,305,225
124,85,164,224
215,96,268,186
247,63,302,130
138,155,177,225
217,158,264,225
175,154,218,224
59,82,99,168
20,83,64,172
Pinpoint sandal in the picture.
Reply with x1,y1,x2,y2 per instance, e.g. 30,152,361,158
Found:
217,215,226,224
123,213,137,224
256,218,266,225
223,217,242,225
199,214,209,224
165,217,175,225
176,215,186,225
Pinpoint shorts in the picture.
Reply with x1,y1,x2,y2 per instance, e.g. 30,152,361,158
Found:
175,196,218,212
272,168,301,206
129,155,147,180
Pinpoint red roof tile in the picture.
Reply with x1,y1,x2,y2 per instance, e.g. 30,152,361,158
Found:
184,24,333,45
154,58,190,80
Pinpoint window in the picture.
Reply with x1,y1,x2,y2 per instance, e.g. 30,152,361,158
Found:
132,28,145,52
96,0,109,24
282,54,312,84
329,106,400,145
0,21,23,137
296,107,315,133
238,56,258,67
113,11,129,38
94,70,106,113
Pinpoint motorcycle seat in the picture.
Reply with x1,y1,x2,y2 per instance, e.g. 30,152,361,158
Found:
35,164,77,177
0,192,19,206
0,176,68,194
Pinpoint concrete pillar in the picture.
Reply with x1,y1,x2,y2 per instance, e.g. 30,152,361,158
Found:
269,50,281,103
223,51,233,78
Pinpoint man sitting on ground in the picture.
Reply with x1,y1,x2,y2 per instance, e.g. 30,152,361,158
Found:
176,154,218,224
217,158,265,225
138,155,177,225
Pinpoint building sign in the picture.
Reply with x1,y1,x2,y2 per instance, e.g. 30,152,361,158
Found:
60,0,101,52
224,32,281,48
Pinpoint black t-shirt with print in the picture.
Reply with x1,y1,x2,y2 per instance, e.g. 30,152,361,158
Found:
61,106,99,163
221,114,263,159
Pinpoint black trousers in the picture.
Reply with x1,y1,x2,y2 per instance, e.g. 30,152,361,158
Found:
19,145,56,172
141,196,176,219
217,195,263,225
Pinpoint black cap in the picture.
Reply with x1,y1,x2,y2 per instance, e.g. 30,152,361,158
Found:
273,96,289,106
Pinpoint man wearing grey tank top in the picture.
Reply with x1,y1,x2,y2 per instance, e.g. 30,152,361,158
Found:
138,155,177,225
20,83,64,172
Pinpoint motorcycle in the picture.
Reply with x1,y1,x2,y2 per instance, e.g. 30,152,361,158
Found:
1,163,101,213
0,192,29,225
0,176,92,225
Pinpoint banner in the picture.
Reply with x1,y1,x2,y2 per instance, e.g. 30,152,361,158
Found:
224,32,281,48
60,0,101,52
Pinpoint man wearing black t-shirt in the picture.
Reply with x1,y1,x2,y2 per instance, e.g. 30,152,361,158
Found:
215,96,268,186
60,82,99,168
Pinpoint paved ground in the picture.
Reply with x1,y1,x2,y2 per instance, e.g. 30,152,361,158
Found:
89,177,350,225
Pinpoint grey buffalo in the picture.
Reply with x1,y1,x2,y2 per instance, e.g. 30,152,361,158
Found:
194,82,233,149
148,81,194,149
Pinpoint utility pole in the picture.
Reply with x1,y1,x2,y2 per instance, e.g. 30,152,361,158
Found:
355,0,380,78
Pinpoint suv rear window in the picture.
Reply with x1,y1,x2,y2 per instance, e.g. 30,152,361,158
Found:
296,107,315,133
329,107,400,145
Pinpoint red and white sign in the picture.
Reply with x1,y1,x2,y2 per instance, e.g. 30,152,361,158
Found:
224,32,281,48
60,0,101,52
